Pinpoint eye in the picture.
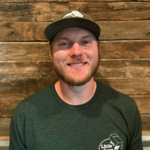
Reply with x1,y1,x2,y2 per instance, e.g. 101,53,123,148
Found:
59,42,71,47
58,42,71,49
61,43,68,46
84,41,89,44
80,40,90,46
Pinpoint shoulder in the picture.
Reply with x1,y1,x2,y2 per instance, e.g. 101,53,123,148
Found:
96,82,141,130
12,84,55,119
97,82,138,114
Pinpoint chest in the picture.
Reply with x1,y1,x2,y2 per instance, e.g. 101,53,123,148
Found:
25,110,130,150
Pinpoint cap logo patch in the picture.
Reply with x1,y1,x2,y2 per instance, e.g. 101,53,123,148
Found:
62,10,84,19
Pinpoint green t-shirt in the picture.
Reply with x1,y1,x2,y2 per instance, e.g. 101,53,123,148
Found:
9,82,143,150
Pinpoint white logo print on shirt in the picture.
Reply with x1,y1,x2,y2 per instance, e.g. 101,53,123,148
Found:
98,133,123,150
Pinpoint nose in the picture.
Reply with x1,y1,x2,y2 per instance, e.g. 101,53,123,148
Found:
69,43,83,58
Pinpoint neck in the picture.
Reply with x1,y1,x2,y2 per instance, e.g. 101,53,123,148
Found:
55,78,97,105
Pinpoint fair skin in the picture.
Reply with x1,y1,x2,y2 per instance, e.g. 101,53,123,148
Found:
50,27,100,105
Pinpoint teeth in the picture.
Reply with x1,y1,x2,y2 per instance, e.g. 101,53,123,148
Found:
71,63,84,67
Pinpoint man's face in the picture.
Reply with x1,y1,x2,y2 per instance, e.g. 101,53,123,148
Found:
50,27,100,86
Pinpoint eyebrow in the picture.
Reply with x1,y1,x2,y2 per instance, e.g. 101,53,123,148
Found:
81,35,94,39
58,35,93,40
57,37,69,41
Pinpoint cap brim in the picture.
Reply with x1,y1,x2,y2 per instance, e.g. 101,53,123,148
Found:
45,18,100,42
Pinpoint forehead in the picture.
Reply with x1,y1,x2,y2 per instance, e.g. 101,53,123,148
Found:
53,27,96,41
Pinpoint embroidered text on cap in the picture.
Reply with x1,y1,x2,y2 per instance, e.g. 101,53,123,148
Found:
62,10,84,19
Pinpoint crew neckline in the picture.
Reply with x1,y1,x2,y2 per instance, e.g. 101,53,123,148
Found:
51,81,101,110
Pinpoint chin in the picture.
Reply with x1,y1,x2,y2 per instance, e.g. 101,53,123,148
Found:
59,73,93,86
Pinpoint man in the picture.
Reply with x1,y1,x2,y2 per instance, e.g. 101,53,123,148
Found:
9,10,143,150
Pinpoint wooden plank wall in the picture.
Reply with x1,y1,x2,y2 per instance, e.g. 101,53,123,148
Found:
0,0,150,141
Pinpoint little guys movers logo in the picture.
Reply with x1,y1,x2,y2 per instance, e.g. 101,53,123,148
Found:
98,133,123,150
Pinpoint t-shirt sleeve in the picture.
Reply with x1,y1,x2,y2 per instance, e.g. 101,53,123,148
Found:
9,114,26,150
126,105,143,150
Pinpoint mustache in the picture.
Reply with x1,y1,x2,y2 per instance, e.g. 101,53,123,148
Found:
66,58,88,64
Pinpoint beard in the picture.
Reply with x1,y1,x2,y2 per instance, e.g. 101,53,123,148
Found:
52,55,100,86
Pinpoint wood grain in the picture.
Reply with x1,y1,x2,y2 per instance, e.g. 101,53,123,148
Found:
97,60,150,78
0,136,9,141
132,96,150,114
0,3,51,22
0,0,69,2
1,2,150,21
0,78,150,117
100,40,150,59
70,2,150,21
0,0,150,2
141,114,150,131
0,98,23,117
1,60,150,79
0,22,49,41
0,60,150,80
0,2,69,22
0,40,150,61
70,0,150,2
98,78,150,95
99,21,150,40
1,20,150,41
142,131,150,135
0,77,57,98
0,41,149,60
0,42,50,61
0,118,10,137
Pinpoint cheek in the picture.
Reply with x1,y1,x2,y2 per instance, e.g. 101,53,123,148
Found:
86,47,99,59
53,50,68,62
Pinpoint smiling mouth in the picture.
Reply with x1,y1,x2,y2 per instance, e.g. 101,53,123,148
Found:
67,62,87,67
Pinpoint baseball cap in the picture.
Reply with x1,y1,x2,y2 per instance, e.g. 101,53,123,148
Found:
45,10,100,43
